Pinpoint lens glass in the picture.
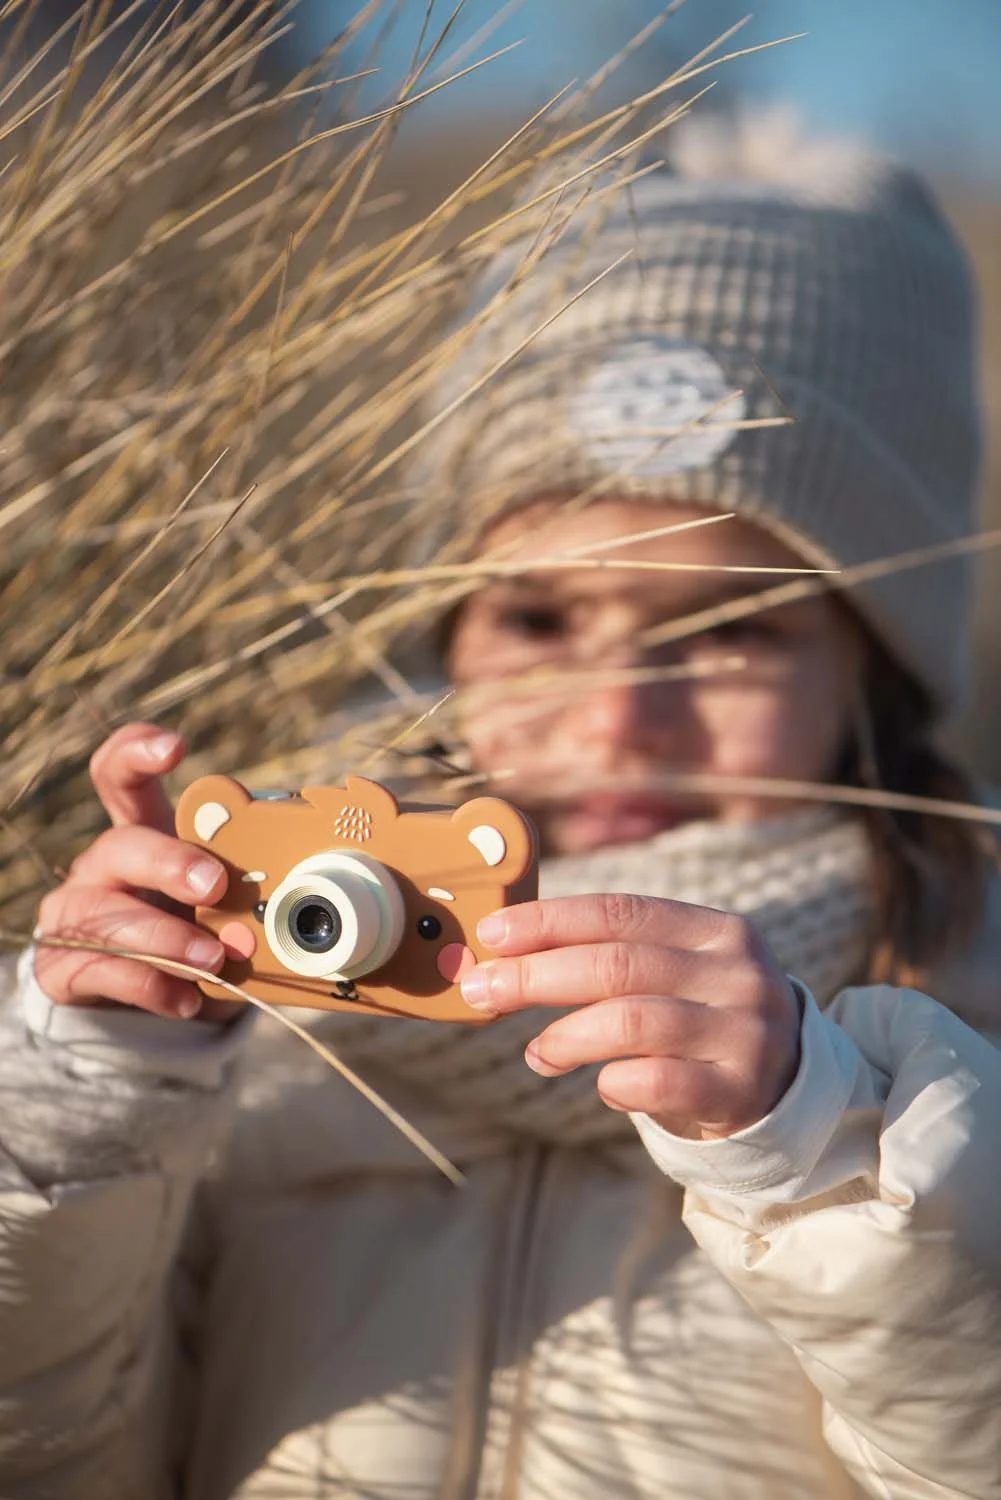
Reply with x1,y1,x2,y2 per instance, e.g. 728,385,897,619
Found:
288,895,342,954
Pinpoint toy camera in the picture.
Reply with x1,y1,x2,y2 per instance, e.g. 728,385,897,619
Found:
175,774,538,1022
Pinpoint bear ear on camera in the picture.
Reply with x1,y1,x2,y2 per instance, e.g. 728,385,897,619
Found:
175,775,254,848
301,776,401,824
449,797,538,885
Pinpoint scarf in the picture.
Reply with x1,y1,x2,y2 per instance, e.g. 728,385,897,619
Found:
302,807,875,1144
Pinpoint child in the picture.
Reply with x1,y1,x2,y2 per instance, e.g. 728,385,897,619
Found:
3,135,1001,1500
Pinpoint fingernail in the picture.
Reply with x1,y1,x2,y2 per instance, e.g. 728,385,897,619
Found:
477,912,507,947
187,935,224,971
460,963,499,1010
175,993,202,1020
187,858,224,899
525,1043,561,1077
146,732,180,763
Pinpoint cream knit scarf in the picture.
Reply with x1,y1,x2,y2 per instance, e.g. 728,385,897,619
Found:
309,808,874,1143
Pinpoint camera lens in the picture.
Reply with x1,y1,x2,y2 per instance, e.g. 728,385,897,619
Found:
265,853,406,980
288,895,342,954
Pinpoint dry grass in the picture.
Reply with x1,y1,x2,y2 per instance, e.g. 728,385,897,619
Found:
0,0,774,929
2,0,998,947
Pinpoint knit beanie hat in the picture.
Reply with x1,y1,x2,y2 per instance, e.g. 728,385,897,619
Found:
418,118,982,715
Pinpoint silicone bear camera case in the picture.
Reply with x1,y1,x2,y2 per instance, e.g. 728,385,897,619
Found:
175,775,539,1023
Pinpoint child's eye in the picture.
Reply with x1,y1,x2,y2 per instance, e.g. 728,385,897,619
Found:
500,605,568,641
703,619,778,647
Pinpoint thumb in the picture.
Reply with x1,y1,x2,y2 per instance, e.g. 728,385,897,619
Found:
89,723,184,835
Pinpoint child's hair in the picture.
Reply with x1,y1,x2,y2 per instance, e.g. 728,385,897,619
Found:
844,631,998,988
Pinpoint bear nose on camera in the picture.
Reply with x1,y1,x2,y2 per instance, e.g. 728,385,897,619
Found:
436,943,476,983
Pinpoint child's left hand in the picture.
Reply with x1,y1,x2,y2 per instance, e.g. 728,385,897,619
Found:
461,896,802,1140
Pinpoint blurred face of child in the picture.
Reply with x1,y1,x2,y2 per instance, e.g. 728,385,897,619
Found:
447,499,862,857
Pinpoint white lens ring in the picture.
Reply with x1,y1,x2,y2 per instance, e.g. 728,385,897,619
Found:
264,851,405,980
266,875,371,978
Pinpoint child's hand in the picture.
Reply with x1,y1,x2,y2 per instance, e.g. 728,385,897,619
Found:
461,896,801,1139
34,723,233,1022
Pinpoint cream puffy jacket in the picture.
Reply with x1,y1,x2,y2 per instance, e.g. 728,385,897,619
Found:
1,938,1001,1499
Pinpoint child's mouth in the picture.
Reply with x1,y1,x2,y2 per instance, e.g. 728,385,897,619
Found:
562,792,689,850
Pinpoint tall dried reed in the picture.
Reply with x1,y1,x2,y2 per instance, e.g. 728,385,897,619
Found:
2,0,792,930
2,0,994,944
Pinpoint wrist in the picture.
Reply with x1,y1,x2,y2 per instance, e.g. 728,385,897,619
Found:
20,947,253,1089
633,984,871,1201
667,977,805,1142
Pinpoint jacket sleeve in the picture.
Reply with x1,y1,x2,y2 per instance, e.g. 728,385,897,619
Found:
0,950,252,1500
633,984,1001,1500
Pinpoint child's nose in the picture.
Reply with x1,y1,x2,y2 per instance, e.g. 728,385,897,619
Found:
574,668,674,755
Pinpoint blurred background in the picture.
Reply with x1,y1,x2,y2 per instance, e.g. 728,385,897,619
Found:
277,0,1001,771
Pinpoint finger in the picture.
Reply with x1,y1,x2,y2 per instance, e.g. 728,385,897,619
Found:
595,1056,739,1131
35,887,224,1017
525,995,729,1077
38,954,204,1021
69,825,227,906
477,894,736,959
461,943,756,1014
89,723,184,833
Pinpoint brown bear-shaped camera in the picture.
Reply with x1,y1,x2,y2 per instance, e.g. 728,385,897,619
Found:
175,775,538,1022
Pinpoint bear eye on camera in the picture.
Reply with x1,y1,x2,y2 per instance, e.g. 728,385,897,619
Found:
252,900,267,922
417,915,442,941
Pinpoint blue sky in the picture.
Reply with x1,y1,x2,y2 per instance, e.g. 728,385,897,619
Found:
291,1,1001,183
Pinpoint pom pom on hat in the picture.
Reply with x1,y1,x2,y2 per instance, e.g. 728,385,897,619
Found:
669,104,872,198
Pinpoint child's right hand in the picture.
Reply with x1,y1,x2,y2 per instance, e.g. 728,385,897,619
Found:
34,723,232,1022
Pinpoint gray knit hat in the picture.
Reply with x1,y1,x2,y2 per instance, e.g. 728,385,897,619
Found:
420,123,982,714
